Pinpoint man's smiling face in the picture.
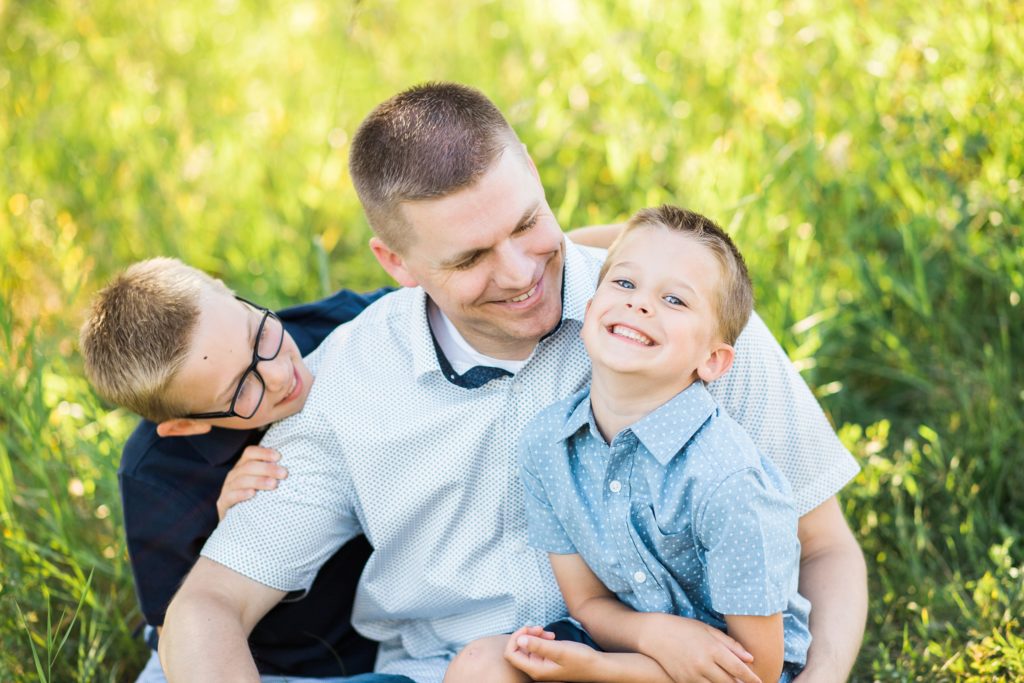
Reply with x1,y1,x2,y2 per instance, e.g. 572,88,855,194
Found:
377,147,565,361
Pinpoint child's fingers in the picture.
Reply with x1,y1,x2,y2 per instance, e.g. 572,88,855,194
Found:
502,647,536,676
226,461,288,484
216,488,256,520
238,445,281,463
520,625,555,640
709,627,753,662
515,634,563,662
228,474,281,492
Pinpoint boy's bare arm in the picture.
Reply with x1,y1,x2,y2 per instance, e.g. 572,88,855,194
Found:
795,497,867,683
564,223,624,249
725,614,785,683
547,553,761,683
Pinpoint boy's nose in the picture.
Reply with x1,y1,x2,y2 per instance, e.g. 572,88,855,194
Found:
258,354,291,392
625,297,651,315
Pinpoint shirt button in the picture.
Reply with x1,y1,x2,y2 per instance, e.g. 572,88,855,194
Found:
633,571,647,584
609,480,622,493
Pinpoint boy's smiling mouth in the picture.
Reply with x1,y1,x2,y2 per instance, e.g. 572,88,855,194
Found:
608,324,654,346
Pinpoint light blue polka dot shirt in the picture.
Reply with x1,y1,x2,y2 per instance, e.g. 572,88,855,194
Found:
520,381,812,667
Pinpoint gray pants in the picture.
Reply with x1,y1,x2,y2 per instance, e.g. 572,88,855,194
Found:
136,651,416,683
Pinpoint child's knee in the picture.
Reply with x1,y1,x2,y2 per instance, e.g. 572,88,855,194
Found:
444,635,528,683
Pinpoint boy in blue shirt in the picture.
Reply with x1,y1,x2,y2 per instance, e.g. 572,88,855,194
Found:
508,205,810,683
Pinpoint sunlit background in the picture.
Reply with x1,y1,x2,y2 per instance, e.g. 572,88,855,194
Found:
1,0,1022,679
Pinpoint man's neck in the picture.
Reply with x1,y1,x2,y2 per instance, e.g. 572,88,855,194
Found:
427,301,539,370
589,366,697,443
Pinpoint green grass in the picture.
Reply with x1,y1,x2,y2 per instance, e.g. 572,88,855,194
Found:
1,0,1021,680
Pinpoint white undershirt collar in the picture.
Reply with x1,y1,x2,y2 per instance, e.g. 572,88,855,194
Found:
427,300,528,376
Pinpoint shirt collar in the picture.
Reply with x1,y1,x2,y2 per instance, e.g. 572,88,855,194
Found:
558,388,595,442
555,381,717,465
409,236,599,383
630,382,717,465
185,425,264,466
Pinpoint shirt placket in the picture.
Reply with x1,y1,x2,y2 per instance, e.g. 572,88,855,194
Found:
606,433,659,611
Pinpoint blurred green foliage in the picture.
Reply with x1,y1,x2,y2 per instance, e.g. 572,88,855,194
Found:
1,0,1022,680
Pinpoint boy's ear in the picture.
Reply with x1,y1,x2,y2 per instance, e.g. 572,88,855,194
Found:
156,419,212,438
696,343,735,384
369,236,419,288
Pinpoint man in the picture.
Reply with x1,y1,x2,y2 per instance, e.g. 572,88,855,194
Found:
80,258,407,682
161,83,867,682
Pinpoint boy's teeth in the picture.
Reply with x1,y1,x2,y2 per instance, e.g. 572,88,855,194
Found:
611,325,653,345
509,285,537,303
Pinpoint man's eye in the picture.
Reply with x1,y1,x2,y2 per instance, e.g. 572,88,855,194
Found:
611,279,635,289
514,216,538,234
664,295,686,306
454,254,482,271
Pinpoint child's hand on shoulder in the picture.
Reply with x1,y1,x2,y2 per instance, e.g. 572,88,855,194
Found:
217,446,288,520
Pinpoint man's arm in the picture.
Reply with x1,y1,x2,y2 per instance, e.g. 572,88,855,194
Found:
564,223,624,249
794,497,867,682
724,614,784,683
159,557,286,682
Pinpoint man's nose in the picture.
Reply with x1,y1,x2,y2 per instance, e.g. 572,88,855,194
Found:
493,242,535,292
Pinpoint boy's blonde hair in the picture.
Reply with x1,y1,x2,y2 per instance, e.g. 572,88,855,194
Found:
600,205,754,345
79,257,233,422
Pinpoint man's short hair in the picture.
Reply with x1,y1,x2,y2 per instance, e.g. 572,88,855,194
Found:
349,82,521,253
80,257,233,423
600,205,754,345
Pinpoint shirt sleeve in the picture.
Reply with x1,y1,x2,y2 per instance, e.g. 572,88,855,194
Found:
200,404,362,595
519,433,577,555
709,311,860,514
121,473,218,625
697,468,801,616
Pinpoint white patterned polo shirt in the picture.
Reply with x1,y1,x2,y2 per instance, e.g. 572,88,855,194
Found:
201,238,859,683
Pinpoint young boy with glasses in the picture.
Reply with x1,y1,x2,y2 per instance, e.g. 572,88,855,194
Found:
80,257,404,683
82,225,619,682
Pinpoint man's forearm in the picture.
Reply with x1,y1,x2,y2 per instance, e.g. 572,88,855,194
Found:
796,500,868,682
160,590,260,682
158,557,285,683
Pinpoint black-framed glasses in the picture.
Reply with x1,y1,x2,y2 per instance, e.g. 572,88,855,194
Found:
184,296,285,420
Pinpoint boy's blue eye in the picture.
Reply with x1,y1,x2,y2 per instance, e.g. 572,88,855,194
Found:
664,295,685,306
612,279,635,289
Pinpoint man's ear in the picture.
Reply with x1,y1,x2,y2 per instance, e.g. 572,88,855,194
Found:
696,343,735,384
369,236,419,288
156,419,212,438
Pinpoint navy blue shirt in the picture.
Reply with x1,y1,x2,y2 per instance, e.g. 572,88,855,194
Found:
118,287,393,677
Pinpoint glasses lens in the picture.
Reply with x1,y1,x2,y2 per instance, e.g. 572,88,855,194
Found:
256,314,284,360
234,372,266,419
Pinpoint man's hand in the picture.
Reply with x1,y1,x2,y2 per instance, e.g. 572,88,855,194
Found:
217,446,287,521
637,612,761,683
